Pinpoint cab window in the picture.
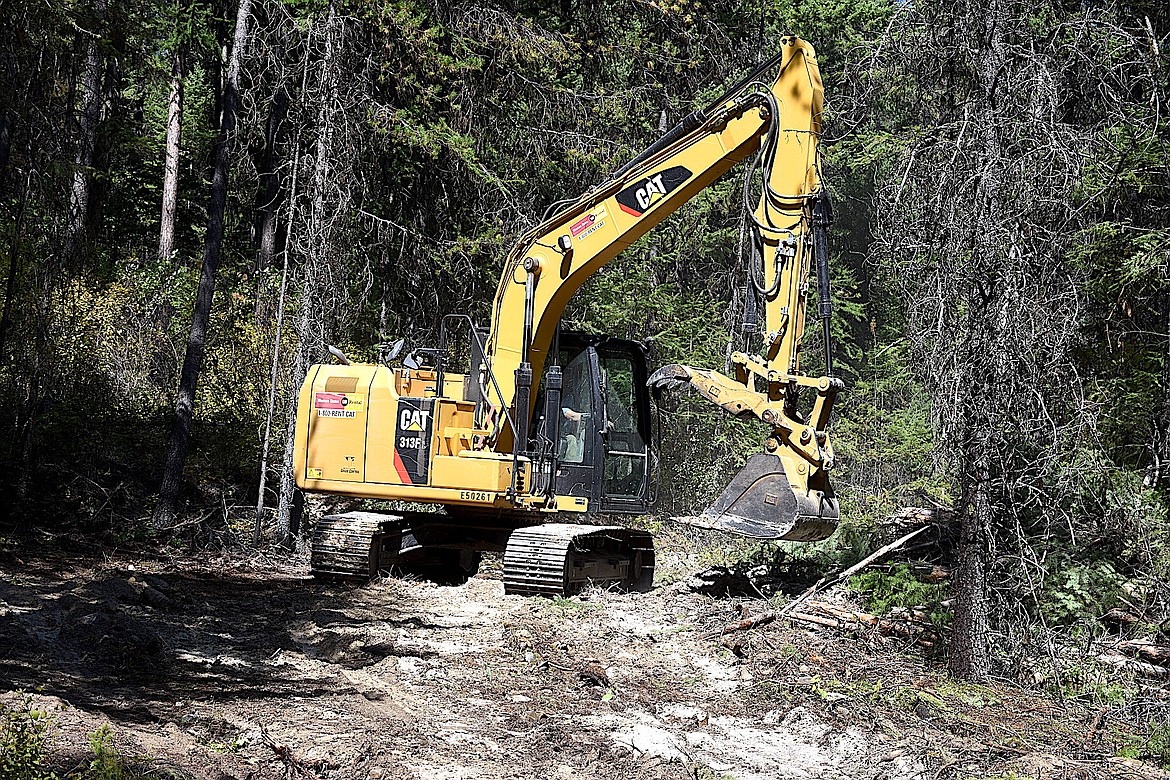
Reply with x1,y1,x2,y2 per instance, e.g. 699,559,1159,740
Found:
558,347,594,465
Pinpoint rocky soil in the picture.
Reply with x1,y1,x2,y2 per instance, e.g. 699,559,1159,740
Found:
1,533,1166,780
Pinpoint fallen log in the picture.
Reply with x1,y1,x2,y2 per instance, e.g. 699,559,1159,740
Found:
785,601,939,648
1100,608,1140,630
1117,640,1170,667
1098,653,1170,680
708,609,776,638
784,610,842,630
706,598,941,648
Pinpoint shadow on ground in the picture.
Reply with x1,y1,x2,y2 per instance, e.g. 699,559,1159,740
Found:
0,554,442,724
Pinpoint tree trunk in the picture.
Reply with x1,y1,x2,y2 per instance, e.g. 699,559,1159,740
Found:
254,86,290,271
276,2,339,549
275,400,303,549
0,109,11,182
254,243,291,544
64,0,107,265
945,0,1009,682
0,172,29,366
153,0,254,529
277,281,314,549
1147,290,1170,491
255,146,301,544
949,466,993,680
158,48,185,262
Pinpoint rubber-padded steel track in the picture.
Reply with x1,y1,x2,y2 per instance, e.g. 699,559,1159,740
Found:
502,523,655,597
310,511,404,578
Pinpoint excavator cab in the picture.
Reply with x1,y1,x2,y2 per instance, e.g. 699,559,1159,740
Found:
537,333,652,515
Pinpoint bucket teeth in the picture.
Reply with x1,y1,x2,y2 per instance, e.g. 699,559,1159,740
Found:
647,364,693,398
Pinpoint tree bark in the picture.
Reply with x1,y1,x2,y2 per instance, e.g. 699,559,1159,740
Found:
0,172,29,366
64,0,107,265
153,0,254,529
158,48,185,262
0,109,11,182
275,407,303,549
254,239,291,544
947,0,1008,681
254,86,290,271
1147,290,1170,491
255,145,301,544
275,2,340,549
949,466,993,680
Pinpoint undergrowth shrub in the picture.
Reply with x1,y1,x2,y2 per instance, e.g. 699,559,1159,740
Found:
1040,555,1125,628
0,697,170,780
1119,722,1170,771
0,697,58,780
849,564,951,627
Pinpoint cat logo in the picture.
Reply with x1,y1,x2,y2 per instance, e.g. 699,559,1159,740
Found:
400,408,431,431
616,165,692,217
394,398,435,485
635,174,667,210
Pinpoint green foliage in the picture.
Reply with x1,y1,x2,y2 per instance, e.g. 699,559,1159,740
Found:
833,339,948,525
1119,723,1170,770
86,725,130,780
1069,218,1169,468
849,564,951,627
0,697,58,780
1040,556,1124,628
0,699,171,780
1031,650,1144,704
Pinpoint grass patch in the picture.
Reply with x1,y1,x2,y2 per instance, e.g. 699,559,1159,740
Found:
1117,722,1170,770
548,595,603,614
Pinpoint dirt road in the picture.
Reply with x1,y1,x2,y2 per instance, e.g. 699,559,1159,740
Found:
0,543,1160,779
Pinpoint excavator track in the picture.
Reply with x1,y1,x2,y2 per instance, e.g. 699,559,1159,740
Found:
315,513,654,597
311,511,484,582
310,511,405,579
502,523,655,597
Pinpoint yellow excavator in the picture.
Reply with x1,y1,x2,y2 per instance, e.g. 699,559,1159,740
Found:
293,36,842,596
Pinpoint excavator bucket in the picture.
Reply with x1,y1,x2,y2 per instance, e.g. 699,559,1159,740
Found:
700,453,838,541
649,364,839,541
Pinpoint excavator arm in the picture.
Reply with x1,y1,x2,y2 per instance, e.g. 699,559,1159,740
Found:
480,36,840,540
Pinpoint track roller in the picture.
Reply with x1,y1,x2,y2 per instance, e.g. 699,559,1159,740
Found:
502,523,655,597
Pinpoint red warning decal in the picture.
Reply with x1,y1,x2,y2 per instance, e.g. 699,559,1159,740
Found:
314,392,364,418
570,214,596,236
314,393,345,409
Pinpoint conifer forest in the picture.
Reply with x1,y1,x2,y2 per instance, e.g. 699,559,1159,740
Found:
2,0,1170,777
